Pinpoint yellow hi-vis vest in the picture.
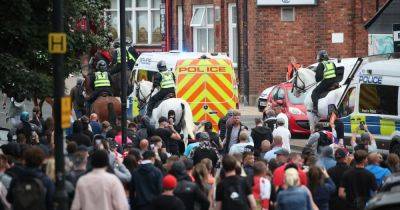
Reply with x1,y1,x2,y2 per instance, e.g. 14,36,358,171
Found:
94,72,111,88
117,48,135,63
323,61,336,79
160,71,175,89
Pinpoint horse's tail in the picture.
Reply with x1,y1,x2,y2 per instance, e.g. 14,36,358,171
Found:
180,102,195,145
108,102,117,126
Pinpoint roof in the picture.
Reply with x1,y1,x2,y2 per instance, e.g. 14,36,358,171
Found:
364,0,394,29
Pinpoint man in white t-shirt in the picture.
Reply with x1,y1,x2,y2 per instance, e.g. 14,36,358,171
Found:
272,118,291,152
274,106,289,129
229,131,254,155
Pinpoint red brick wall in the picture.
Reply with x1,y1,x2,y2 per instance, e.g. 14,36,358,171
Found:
170,0,386,104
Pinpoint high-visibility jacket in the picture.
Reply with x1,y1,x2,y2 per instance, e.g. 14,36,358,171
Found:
94,71,111,88
323,61,336,79
160,71,175,89
116,48,135,63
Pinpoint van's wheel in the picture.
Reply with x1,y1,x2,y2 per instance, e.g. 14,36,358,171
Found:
390,143,400,156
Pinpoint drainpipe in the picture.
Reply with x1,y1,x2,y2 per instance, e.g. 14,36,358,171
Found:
242,0,249,104
236,0,249,105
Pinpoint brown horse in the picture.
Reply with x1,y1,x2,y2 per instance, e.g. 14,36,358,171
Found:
91,96,121,123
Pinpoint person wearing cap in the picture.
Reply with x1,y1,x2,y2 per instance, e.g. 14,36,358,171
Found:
328,148,351,210
366,152,391,187
189,132,219,167
272,117,291,152
154,116,181,155
71,150,129,210
264,136,284,161
316,146,336,170
170,161,210,210
274,106,288,129
229,131,254,155
151,175,185,210
350,124,377,152
70,78,86,118
274,148,290,165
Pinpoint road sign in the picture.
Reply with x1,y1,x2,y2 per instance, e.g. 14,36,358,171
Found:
61,96,71,128
48,33,67,54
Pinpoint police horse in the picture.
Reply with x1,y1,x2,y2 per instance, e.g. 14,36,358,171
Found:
131,80,195,143
291,67,346,132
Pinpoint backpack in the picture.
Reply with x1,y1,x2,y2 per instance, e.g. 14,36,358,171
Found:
11,175,47,210
223,178,249,210
318,131,332,147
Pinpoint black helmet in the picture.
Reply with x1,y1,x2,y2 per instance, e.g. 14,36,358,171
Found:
96,60,107,72
157,60,167,71
113,39,120,48
317,50,329,61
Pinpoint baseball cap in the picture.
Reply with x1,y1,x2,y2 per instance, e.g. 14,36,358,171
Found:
163,175,177,190
335,148,349,160
198,132,209,141
276,118,285,124
274,148,289,156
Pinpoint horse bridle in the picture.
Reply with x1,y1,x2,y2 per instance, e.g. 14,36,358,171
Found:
134,81,153,110
292,71,317,93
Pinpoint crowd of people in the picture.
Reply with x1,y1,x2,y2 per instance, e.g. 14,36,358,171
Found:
0,105,399,210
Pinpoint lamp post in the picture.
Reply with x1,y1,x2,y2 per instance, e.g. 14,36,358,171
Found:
119,0,128,145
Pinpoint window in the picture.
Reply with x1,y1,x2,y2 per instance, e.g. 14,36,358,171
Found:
359,84,398,115
288,91,306,105
192,5,214,52
228,4,238,67
339,87,356,117
106,0,162,45
281,7,295,21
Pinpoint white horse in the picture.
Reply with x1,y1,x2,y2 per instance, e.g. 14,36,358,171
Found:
292,68,345,132
131,80,195,143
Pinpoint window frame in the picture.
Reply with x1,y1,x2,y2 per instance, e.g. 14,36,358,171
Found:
358,84,399,116
281,7,295,22
105,0,162,45
192,5,214,53
228,3,238,67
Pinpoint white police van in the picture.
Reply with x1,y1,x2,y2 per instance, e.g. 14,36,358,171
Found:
337,56,400,153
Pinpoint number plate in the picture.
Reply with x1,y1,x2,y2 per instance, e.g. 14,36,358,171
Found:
259,101,267,106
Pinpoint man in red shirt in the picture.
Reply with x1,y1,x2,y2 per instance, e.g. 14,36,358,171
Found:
273,152,308,189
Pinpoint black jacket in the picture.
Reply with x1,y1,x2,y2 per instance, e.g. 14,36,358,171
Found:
130,163,163,208
174,175,210,210
218,116,229,140
251,126,273,150
223,124,244,154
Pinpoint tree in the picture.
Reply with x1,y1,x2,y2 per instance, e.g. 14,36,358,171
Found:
0,0,110,104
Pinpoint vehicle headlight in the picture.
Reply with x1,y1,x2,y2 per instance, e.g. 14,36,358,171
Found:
289,107,305,115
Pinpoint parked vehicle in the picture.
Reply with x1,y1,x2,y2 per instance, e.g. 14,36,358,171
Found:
257,85,275,112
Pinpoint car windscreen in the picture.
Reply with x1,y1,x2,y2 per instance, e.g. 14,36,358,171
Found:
287,91,306,105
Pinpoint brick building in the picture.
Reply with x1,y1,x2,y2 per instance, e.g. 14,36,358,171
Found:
107,0,389,104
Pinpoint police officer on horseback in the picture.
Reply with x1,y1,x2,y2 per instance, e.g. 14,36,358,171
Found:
111,38,138,73
311,50,337,114
90,60,113,103
146,60,176,117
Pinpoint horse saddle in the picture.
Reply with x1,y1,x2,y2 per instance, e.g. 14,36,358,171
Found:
154,92,176,109
99,91,112,97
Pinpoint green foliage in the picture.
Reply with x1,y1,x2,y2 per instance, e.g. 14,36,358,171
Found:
0,0,111,99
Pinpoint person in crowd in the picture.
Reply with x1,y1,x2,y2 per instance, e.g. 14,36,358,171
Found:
70,78,86,118
229,132,254,155
101,121,112,138
80,116,94,142
189,132,219,167
182,159,195,182
276,168,312,210
264,136,284,161
184,132,205,157
89,113,101,135
259,140,271,159
251,118,272,153
350,124,377,152
169,161,210,210
218,110,233,140
327,148,351,210
339,150,378,210
307,166,336,210
252,161,274,210
273,152,308,189
201,158,216,186
7,146,55,210
215,155,257,210
103,139,131,183
316,146,336,170
223,110,245,154
386,153,400,173
366,152,391,187
274,148,290,167
66,151,88,187
274,106,288,129
71,149,129,210
287,56,302,81
243,151,255,185
15,111,41,144
139,139,149,155
30,106,44,134
0,155,11,190
67,120,91,147
151,175,185,210
305,123,333,155
130,150,163,210
154,116,181,155
192,163,211,196
272,118,291,152
203,121,222,151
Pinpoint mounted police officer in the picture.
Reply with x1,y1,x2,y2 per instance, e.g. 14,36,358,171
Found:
146,60,176,117
89,60,113,103
111,38,138,73
311,50,337,114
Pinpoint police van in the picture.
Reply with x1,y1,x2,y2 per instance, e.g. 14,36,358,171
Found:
337,56,400,152
128,51,239,130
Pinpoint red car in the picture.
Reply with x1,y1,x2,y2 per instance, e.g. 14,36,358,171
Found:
267,82,310,136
